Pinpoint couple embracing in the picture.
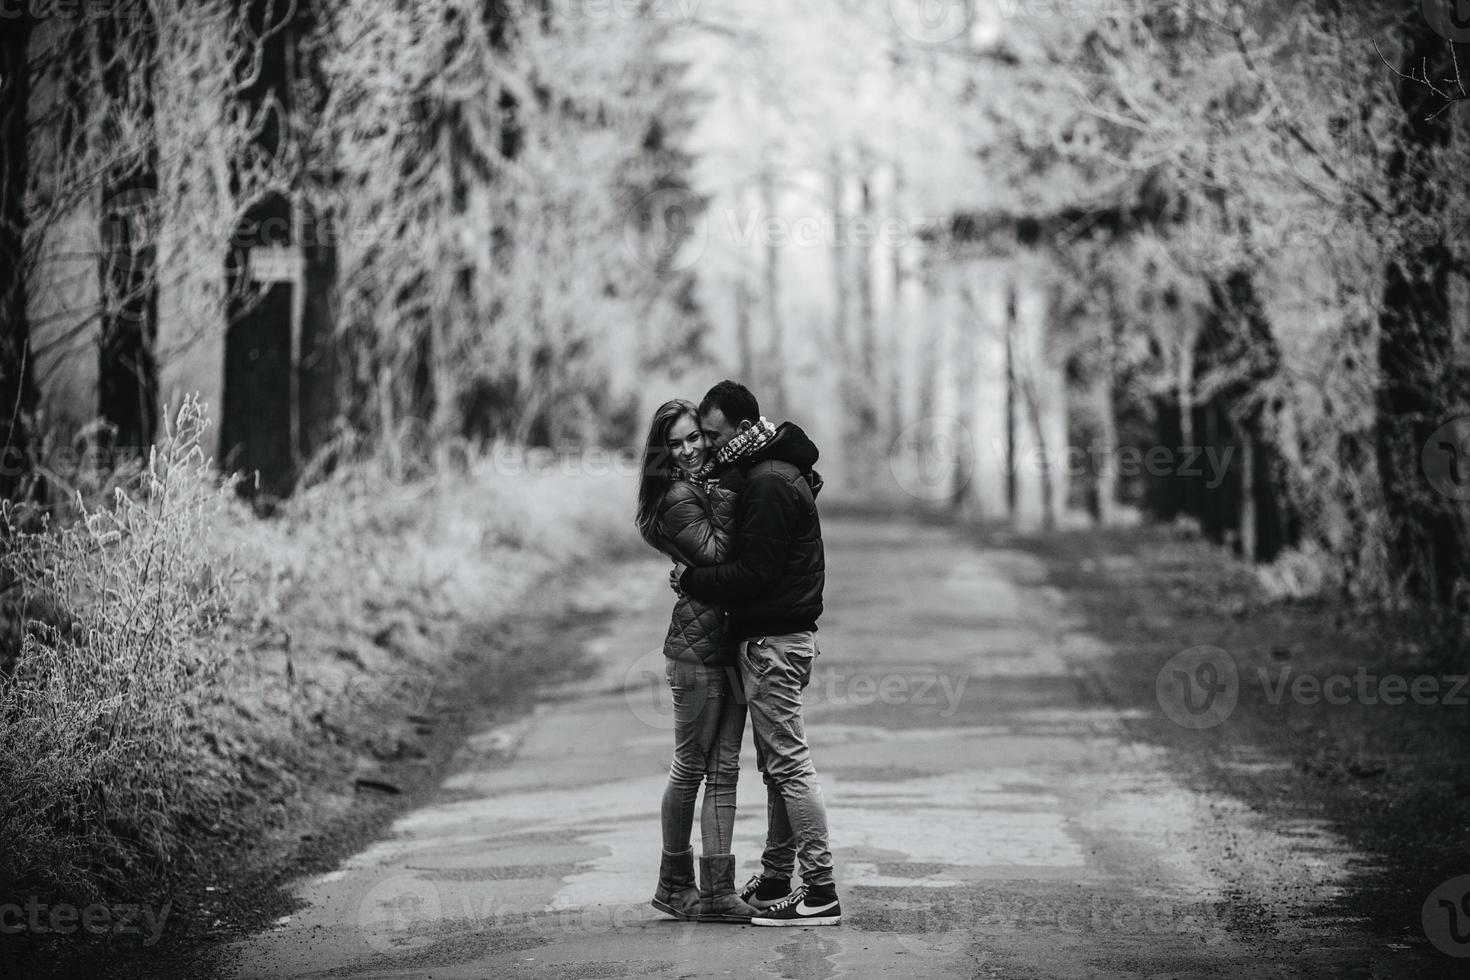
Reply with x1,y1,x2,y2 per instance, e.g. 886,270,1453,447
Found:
634,380,841,927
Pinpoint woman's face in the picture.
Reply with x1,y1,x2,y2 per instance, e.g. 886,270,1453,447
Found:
666,412,708,475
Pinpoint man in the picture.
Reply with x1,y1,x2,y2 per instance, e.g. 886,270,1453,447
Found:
671,380,841,927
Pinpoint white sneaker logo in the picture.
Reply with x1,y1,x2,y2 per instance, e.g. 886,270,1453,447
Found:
794,898,839,915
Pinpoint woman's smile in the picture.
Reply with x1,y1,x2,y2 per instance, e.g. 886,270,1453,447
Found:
665,412,708,474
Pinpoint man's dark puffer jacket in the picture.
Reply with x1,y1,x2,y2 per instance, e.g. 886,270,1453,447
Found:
680,422,825,640
655,478,738,666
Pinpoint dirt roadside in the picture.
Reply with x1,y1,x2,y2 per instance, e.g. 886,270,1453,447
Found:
13,548,641,980
977,518,1470,968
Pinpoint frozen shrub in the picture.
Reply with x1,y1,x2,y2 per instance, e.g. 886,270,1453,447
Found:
1255,541,1343,603
0,396,634,907
0,398,245,900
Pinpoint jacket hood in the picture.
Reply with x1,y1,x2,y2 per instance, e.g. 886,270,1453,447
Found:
746,421,820,473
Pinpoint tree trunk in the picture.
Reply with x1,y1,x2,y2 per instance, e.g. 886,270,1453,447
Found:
1014,285,1056,532
1093,370,1119,525
0,16,36,500
96,7,160,454
1375,20,1463,604
1003,281,1018,518
1021,373,1056,531
1094,299,1121,525
431,122,461,439
1200,269,1286,561
829,150,848,370
1175,323,1200,523
761,171,786,410
298,202,337,463
829,153,857,488
486,12,520,435
297,0,337,465
224,0,295,497
1176,326,1196,448
952,280,980,515
1239,431,1256,561
856,171,878,471
735,277,754,382
916,269,940,422
886,163,906,446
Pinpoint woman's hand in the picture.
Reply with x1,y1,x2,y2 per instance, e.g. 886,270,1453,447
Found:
669,562,688,596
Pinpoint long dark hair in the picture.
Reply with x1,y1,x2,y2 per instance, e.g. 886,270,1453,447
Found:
635,399,700,549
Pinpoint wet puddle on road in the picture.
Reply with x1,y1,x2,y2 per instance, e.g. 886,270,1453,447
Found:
770,932,846,980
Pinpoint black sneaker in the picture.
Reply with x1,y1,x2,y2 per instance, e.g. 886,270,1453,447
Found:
739,874,793,912
750,885,841,927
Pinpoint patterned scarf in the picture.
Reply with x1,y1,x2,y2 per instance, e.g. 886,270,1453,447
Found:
675,456,719,495
677,457,715,481
715,416,779,466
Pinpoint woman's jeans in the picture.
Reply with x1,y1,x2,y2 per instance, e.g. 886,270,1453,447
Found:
660,658,746,856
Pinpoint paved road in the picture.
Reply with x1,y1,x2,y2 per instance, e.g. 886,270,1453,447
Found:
231,515,1404,979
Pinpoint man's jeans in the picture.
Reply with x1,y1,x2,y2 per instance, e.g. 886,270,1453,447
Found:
660,659,746,856
739,631,835,889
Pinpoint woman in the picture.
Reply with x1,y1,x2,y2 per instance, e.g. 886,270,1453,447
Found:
635,399,757,923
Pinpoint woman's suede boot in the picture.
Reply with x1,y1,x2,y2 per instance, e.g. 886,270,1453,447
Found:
651,847,700,920
697,854,758,923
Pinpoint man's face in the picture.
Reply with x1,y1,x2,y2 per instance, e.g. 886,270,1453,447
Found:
700,407,744,454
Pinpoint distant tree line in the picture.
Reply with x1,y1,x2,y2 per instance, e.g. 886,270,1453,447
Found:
957,0,1470,605
0,0,705,501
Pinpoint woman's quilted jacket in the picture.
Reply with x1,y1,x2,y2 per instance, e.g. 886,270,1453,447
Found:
655,478,737,666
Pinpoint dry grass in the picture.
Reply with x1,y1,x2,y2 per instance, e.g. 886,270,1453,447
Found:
1254,540,1344,603
0,398,633,909
1006,520,1470,944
